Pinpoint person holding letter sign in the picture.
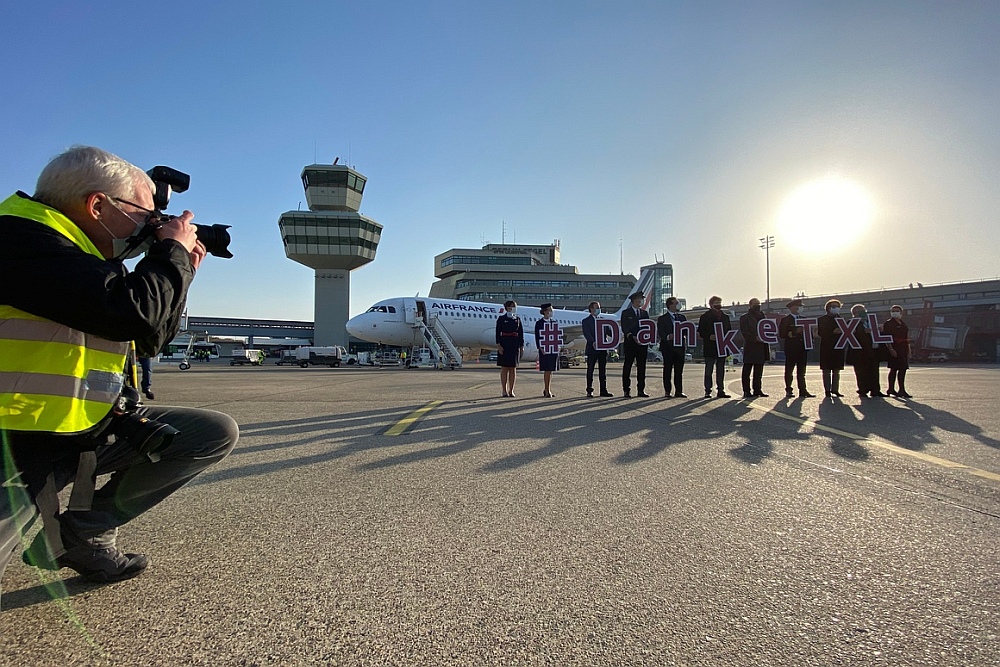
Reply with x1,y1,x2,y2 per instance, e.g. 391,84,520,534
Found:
582,302,613,397
739,298,771,398
620,292,651,398
534,303,561,398
656,296,688,398
698,296,734,399
779,299,816,398
882,305,912,398
817,299,846,397
846,303,885,398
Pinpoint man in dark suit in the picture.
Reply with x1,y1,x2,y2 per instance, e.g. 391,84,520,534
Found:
581,301,613,397
698,295,732,398
619,291,650,397
656,296,688,398
738,298,770,398
779,299,815,398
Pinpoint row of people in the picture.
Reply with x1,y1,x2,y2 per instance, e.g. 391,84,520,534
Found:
495,293,912,400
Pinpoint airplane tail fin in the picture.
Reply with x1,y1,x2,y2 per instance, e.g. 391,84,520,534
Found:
615,265,658,314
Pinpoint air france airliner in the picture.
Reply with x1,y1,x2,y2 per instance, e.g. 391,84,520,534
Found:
345,268,657,361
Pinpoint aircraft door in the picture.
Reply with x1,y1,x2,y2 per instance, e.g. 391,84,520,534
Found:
403,298,417,325
415,300,427,325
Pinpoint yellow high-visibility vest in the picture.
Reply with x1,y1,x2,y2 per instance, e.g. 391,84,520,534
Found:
0,193,129,433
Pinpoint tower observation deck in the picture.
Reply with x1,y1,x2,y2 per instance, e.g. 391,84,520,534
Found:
278,163,383,346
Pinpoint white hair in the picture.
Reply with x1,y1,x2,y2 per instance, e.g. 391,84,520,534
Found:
851,304,866,316
34,145,155,212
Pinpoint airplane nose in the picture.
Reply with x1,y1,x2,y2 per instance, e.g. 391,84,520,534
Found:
345,317,362,338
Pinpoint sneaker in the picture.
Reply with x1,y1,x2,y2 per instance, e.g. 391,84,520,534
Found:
24,544,149,583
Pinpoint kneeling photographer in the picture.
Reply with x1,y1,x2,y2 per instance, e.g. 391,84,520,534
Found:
0,146,238,595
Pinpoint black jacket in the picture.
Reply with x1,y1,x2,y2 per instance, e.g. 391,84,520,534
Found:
0,195,195,358
698,309,732,359
620,307,649,347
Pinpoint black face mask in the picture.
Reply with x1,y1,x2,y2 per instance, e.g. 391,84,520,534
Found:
750,305,761,313
712,304,722,311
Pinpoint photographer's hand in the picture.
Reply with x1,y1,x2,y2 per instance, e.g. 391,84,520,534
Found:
155,211,198,254
190,241,207,271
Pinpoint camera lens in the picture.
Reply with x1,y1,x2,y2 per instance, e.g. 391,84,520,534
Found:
194,224,233,259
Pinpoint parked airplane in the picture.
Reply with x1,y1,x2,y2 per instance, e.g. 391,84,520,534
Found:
345,267,657,362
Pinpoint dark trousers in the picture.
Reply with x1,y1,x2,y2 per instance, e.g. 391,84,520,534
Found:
704,357,726,393
853,357,882,396
662,347,685,395
784,356,807,392
586,351,608,393
622,341,647,394
2,405,238,595
741,363,763,395
138,356,153,392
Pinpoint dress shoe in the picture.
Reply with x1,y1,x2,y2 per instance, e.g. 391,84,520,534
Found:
663,394,673,399
753,392,769,398
717,392,731,399
800,391,816,398
833,392,845,398
623,392,631,398
24,544,149,583
675,392,687,398
600,391,614,397
508,392,516,398
785,388,795,398
705,390,713,399
587,390,594,397
886,389,898,397
742,392,754,399
143,390,155,400
871,391,886,397
637,391,650,398
898,390,912,398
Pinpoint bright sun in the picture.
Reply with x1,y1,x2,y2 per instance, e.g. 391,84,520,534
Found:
775,177,875,253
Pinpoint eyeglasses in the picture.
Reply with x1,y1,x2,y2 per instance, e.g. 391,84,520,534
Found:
109,196,160,225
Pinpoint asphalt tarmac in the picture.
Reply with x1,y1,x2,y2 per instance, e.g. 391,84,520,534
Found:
2,361,998,666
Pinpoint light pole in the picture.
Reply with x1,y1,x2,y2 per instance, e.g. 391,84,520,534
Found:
759,235,774,312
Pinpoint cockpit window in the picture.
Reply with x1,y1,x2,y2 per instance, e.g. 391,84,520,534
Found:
366,305,396,313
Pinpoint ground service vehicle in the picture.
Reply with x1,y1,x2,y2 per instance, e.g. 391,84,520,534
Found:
231,349,265,366
295,346,346,368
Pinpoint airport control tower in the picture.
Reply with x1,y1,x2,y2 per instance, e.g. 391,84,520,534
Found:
278,162,382,346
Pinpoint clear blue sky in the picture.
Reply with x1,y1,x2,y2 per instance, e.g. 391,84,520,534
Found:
3,1,998,319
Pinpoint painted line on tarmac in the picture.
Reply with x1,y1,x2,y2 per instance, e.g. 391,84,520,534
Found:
746,401,1000,484
384,400,444,436
467,382,492,391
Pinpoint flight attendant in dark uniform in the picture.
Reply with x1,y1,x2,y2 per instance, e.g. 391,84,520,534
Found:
846,303,884,398
534,303,560,397
883,305,912,398
496,300,524,397
817,299,846,398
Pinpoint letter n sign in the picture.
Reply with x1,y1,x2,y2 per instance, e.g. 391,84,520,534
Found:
636,320,657,346
594,319,621,351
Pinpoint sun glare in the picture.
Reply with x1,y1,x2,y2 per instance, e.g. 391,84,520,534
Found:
775,177,875,253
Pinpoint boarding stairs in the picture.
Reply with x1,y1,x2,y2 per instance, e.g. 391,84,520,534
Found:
414,315,463,369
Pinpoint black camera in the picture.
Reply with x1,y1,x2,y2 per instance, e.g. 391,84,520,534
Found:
107,387,179,460
146,166,233,259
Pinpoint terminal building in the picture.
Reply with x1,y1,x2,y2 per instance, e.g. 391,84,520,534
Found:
277,162,382,347
428,242,639,311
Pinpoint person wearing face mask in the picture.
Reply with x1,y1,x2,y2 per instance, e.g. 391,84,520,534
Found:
846,304,885,398
698,296,732,398
0,146,238,598
582,302,613,398
495,300,524,397
778,299,815,398
882,305,912,398
816,299,847,397
738,298,770,398
656,297,688,399
534,304,560,397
